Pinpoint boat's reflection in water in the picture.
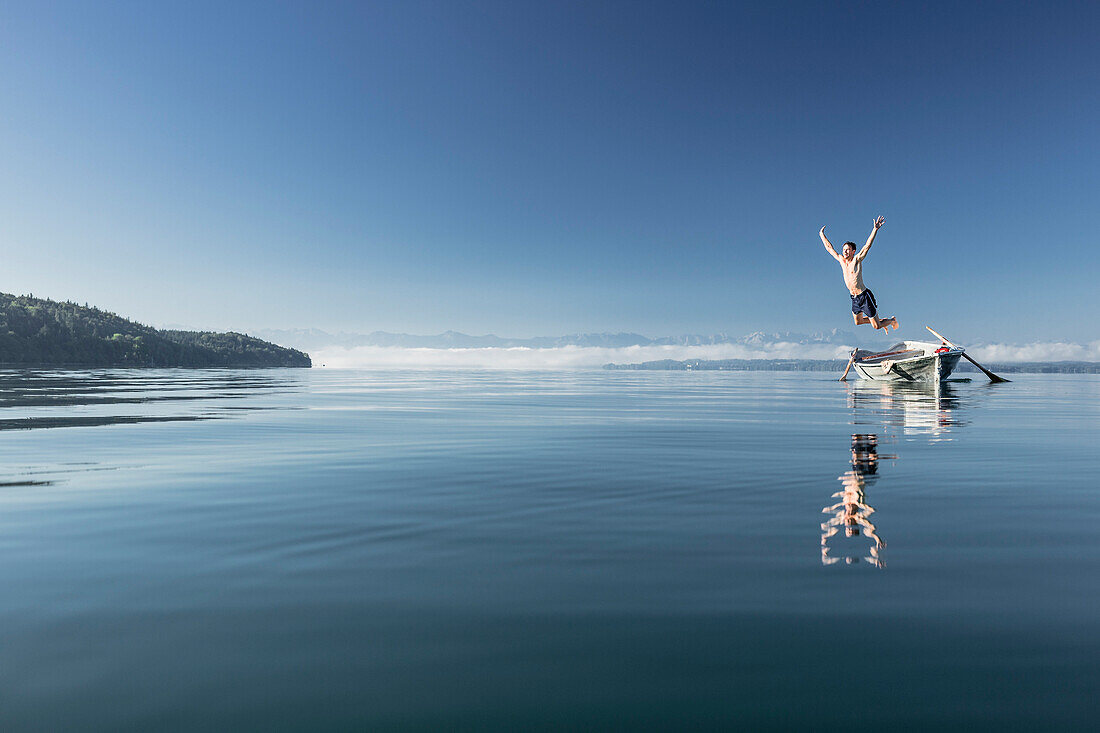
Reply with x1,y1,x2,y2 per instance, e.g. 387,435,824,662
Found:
848,379,968,441
822,379,970,569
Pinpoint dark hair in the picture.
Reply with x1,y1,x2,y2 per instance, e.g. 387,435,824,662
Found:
843,241,856,250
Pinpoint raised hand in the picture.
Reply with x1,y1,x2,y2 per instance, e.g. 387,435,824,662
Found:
873,216,885,230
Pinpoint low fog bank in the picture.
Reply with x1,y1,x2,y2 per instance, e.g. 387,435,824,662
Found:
312,343,853,369
311,340,1100,369
969,341,1100,363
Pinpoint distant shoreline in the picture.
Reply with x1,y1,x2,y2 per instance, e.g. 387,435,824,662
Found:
1,293,310,368
0,364,307,370
603,359,1100,374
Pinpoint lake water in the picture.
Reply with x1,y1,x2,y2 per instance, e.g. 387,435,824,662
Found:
1,368,1097,730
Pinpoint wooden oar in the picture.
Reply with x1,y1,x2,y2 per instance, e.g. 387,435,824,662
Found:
839,350,856,381
925,326,1010,383
840,349,858,383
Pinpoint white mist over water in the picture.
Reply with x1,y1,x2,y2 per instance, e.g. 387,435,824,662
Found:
311,341,1100,369
969,341,1100,363
312,343,857,369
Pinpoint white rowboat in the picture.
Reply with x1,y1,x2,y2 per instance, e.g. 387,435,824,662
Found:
850,340,964,382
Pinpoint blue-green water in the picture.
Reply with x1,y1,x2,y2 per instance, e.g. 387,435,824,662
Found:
1,369,1097,730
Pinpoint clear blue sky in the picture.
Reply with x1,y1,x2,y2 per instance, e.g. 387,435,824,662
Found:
2,0,1097,342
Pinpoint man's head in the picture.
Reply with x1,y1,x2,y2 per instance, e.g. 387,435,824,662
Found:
842,242,856,260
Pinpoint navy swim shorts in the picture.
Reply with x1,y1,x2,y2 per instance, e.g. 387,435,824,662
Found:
851,289,878,318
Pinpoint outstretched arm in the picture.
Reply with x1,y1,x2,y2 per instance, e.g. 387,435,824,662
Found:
856,216,885,261
820,226,842,261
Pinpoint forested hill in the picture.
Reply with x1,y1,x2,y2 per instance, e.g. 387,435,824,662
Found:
0,293,310,367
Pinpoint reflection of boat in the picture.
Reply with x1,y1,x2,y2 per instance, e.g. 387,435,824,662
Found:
824,375,975,568
848,379,966,439
851,340,964,382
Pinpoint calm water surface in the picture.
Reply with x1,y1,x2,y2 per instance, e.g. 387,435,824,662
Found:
1,368,1097,730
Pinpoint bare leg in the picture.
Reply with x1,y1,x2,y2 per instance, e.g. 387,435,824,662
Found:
853,313,871,326
868,316,898,332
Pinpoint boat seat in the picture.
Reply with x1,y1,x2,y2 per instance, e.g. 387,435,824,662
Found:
858,349,925,364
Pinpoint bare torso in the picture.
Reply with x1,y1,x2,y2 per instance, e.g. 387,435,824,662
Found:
840,257,866,295
820,217,895,333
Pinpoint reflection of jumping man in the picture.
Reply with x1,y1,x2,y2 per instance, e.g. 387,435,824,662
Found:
821,434,886,568
820,216,899,333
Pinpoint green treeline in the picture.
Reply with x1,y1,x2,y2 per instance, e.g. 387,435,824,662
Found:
0,293,310,367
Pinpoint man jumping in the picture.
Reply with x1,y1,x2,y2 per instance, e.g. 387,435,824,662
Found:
820,216,899,332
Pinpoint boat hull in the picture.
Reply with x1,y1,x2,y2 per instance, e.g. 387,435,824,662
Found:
852,351,963,382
